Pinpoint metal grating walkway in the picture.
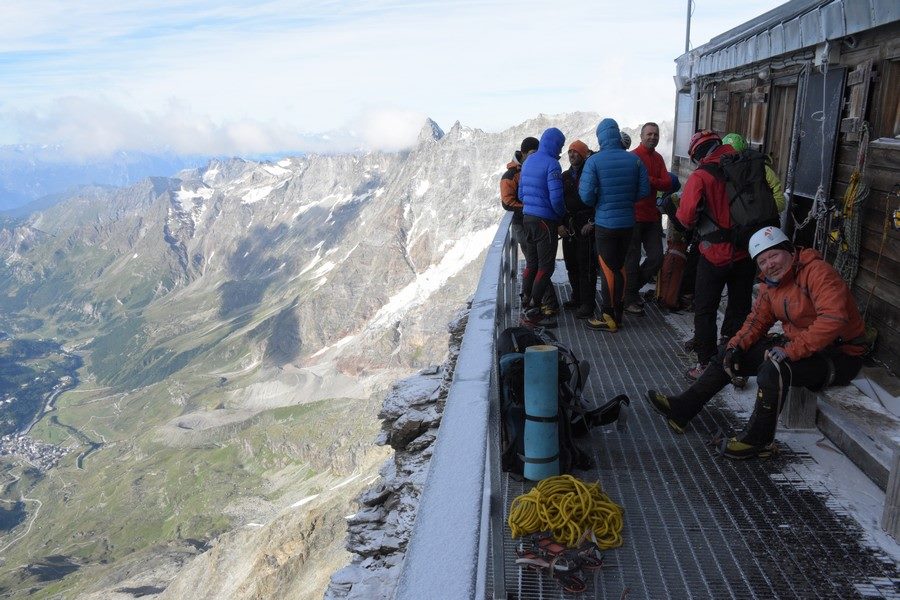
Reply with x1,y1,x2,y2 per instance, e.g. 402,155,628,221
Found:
499,281,900,600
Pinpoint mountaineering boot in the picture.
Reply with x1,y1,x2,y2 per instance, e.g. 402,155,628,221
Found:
731,376,747,389
718,437,775,460
685,362,708,381
575,304,594,319
585,313,618,333
522,307,558,329
541,304,559,317
624,303,645,316
645,390,689,433
648,365,731,433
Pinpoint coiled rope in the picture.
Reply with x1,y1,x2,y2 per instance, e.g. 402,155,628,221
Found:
508,474,624,549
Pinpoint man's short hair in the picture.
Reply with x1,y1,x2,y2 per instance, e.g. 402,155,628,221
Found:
641,122,659,134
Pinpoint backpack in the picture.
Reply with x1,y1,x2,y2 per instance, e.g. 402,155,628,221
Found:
656,238,688,310
698,149,780,249
497,327,628,476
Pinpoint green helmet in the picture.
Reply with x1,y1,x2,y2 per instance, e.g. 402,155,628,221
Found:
722,133,747,152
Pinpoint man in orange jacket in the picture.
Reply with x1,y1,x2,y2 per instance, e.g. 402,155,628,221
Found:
500,136,540,252
646,226,867,459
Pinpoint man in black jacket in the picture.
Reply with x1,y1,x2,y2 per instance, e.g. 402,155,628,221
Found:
560,140,596,319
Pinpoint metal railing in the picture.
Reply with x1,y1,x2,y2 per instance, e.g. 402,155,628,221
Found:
395,213,516,600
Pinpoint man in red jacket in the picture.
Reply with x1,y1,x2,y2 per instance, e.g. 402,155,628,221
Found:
676,130,756,380
647,226,867,459
624,122,674,316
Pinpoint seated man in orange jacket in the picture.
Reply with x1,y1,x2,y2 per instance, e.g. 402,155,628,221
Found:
646,226,868,459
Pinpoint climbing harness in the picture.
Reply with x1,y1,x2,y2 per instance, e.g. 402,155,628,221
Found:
508,474,624,549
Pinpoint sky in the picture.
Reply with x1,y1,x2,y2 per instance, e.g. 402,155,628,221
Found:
0,0,787,158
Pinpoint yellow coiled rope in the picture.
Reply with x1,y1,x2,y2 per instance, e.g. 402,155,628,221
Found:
508,474,624,549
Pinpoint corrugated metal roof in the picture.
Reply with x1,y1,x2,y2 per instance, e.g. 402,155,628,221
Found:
676,0,900,82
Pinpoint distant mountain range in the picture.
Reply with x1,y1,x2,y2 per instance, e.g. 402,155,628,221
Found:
0,145,258,214
0,114,672,598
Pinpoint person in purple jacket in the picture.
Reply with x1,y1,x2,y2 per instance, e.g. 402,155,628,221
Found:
518,127,566,327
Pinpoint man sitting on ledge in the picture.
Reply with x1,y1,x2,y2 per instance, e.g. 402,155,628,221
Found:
647,226,868,459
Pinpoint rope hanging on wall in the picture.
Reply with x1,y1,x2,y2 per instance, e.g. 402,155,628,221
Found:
832,123,870,285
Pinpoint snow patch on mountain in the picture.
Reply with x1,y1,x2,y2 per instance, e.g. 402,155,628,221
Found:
367,226,494,330
263,164,291,177
242,185,274,205
174,186,213,220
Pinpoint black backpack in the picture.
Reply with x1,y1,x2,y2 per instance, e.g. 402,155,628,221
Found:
698,149,780,249
497,327,628,476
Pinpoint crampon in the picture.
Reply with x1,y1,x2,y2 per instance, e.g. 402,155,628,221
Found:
515,530,604,593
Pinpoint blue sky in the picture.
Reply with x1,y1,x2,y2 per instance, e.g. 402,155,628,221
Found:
0,0,785,158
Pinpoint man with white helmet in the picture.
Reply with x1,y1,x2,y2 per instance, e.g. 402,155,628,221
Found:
646,226,868,459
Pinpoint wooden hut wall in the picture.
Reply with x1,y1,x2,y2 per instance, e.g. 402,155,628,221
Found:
831,24,900,374
674,21,900,374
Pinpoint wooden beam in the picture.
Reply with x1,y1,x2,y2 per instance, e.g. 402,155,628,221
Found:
780,387,818,430
881,448,900,541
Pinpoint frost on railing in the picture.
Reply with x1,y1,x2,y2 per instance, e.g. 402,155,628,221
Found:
394,212,516,600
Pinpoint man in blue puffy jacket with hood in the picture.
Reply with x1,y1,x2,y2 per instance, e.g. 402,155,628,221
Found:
579,118,650,332
518,127,566,327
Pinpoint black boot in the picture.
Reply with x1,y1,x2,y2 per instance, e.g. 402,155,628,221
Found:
664,363,731,426
736,362,786,447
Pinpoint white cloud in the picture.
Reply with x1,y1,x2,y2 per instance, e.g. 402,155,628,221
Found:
0,0,786,156
352,108,428,152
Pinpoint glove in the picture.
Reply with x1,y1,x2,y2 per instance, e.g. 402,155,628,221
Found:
668,172,681,193
580,222,594,236
765,346,788,363
557,225,569,237
723,346,743,377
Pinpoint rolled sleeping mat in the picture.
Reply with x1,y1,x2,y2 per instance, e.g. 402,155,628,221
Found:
523,344,559,481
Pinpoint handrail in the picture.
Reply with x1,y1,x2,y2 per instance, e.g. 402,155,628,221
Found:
395,212,516,600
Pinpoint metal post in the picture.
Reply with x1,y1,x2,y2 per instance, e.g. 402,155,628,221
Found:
685,0,692,54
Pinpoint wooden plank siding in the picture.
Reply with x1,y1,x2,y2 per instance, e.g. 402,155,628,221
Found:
679,21,900,373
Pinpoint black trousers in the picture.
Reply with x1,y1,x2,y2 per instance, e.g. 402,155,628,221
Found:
693,255,756,365
624,220,664,305
594,226,632,321
562,215,597,307
671,338,863,445
522,216,559,308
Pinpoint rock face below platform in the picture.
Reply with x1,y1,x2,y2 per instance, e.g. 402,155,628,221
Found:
324,309,468,600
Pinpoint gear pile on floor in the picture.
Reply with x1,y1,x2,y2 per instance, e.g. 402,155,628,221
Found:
507,474,624,593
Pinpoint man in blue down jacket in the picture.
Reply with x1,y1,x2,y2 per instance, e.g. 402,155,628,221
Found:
518,126,566,327
579,118,649,332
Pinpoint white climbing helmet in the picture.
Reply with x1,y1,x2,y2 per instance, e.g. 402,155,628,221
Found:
748,226,790,259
